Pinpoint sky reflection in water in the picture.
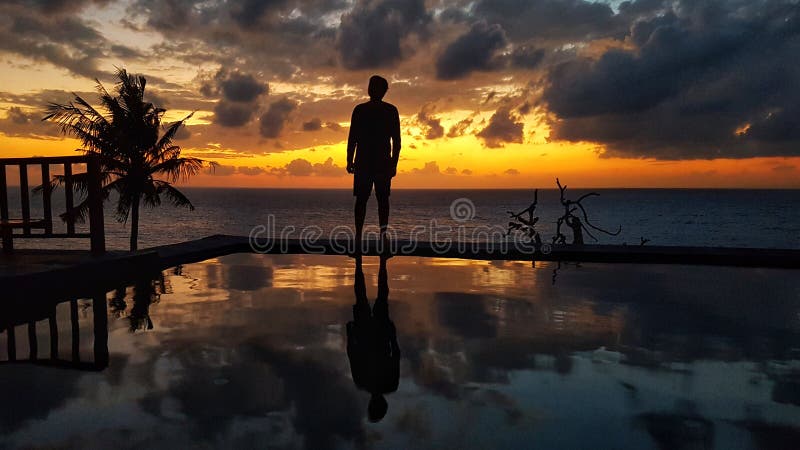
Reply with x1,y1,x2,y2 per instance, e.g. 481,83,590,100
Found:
1,254,800,449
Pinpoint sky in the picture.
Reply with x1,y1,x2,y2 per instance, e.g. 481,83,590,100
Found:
1,0,799,188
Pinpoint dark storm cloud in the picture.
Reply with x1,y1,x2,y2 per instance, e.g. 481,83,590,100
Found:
416,104,444,139
543,0,800,159
4,0,111,15
436,21,508,80
229,0,289,28
302,117,323,131
510,45,545,69
472,0,619,42
0,3,109,78
205,70,268,127
0,106,60,138
337,0,430,69
110,44,142,59
259,98,297,138
7,106,31,124
201,69,268,102
219,72,268,102
476,106,524,148
214,101,255,127
129,0,343,80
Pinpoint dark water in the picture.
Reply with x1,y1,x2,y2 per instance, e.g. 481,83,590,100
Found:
2,254,799,449
6,188,800,250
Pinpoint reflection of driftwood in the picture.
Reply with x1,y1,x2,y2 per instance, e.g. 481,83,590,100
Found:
552,261,581,285
554,178,621,245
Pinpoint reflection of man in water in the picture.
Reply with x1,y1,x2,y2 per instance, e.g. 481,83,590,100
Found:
346,255,400,423
346,75,401,248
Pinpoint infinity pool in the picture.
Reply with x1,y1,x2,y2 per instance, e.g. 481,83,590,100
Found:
2,254,799,449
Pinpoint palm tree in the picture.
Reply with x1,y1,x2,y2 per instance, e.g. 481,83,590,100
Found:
43,68,208,251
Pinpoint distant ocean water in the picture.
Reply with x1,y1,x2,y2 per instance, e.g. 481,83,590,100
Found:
7,188,800,250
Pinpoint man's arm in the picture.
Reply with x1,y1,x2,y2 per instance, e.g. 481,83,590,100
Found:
390,106,401,176
346,108,358,173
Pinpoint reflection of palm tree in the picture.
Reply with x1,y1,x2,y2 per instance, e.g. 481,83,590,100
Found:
346,255,400,423
43,68,208,250
128,272,166,332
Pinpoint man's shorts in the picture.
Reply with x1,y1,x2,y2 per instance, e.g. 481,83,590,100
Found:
353,172,391,200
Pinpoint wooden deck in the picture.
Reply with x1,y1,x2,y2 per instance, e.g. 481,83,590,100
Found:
3,234,799,300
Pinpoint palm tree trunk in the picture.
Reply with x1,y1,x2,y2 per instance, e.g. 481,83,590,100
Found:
130,195,140,251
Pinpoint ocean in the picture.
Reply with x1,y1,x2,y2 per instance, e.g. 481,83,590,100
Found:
7,188,800,250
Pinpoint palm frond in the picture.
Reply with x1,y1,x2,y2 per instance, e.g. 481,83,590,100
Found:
154,181,195,211
150,157,205,183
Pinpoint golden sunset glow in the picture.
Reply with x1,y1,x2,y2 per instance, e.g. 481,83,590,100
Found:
1,0,798,188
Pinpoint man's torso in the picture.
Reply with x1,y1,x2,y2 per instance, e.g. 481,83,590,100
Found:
352,101,397,173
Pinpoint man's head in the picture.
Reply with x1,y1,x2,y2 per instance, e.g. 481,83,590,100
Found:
368,394,388,422
368,75,388,100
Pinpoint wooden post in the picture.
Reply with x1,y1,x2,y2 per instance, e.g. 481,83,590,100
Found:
6,326,16,361
64,163,75,235
49,310,58,360
20,164,30,235
28,321,37,360
86,155,105,255
70,299,80,362
0,164,8,252
41,164,53,234
0,164,8,221
92,292,109,369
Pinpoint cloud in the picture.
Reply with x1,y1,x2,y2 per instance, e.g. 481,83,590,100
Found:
436,21,507,80
772,163,796,173
208,164,237,176
444,166,457,175
7,106,31,124
325,121,343,131
416,104,444,139
473,0,620,42
208,165,267,176
337,0,430,69
237,166,266,176
0,3,110,78
412,161,442,175
110,44,142,59
542,0,800,159
447,116,474,138
271,157,345,177
302,117,323,131
510,45,545,69
219,71,268,102
206,70,267,127
0,106,60,139
259,98,297,138
461,169,473,175
476,106,524,148
214,101,255,127
504,168,520,175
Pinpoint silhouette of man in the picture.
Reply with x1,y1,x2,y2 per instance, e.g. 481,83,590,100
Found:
346,255,400,423
346,75,401,250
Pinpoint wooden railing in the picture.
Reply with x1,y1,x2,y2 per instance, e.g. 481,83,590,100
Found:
0,155,105,254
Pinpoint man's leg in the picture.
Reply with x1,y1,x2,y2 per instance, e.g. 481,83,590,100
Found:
353,172,370,253
377,196,389,236
355,195,368,247
375,174,392,237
